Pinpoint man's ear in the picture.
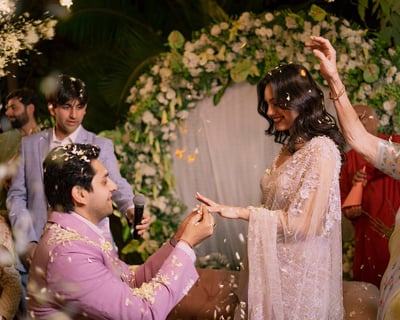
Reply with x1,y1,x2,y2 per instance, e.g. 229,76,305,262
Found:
48,103,55,116
26,103,35,116
71,186,87,206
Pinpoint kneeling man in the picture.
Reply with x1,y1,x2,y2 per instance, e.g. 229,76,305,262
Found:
27,143,215,319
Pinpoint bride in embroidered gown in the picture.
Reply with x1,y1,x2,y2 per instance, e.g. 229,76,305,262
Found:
196,63,346,319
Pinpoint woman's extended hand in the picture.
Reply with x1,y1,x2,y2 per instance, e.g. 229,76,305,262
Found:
195,192,249,220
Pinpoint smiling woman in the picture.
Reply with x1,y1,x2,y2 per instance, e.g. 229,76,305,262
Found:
263,83,300,133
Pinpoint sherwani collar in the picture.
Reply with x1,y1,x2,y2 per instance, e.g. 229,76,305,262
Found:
47,211,114,255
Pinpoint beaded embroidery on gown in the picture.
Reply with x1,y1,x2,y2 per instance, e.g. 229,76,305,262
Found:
235,136,344,320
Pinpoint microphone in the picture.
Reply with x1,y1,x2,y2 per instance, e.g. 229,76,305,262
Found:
132,193,146,240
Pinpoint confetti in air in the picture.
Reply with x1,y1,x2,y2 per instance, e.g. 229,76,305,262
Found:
175,147,186,159
187,154,196,163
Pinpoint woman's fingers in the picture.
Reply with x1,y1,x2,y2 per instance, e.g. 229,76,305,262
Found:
195,192,215,206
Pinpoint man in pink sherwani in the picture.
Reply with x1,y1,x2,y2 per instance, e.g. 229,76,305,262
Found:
27,143,215,319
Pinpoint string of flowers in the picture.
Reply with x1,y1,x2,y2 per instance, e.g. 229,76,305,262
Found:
0,0,75,79
101,4,400,265
0,0,58,78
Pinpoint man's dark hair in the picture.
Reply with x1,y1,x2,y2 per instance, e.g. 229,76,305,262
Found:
6,87,41,118
45,74,88,107
43,143,100,212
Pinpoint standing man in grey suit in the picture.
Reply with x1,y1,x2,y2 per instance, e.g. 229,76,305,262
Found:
6,74,150,316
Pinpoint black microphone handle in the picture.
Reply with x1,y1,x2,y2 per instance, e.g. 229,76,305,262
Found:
132,206,144,240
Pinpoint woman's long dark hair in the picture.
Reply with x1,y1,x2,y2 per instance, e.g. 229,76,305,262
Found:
257,63,345,158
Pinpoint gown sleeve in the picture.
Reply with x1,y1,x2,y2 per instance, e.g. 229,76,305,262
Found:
375,139,400,181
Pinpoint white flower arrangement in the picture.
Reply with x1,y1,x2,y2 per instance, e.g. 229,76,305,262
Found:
101,4,400,264
0,1,58,78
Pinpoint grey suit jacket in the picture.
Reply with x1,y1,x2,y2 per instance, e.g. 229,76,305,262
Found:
6,127,134,271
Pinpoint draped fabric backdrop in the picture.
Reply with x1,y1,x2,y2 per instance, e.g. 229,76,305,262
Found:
172,82,281,267
172,81,350,268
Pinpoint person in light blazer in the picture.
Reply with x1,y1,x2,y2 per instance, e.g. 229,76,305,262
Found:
27,143,215,319
6,74,150,315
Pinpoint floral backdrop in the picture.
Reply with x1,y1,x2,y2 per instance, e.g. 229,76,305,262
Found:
101,4,400,266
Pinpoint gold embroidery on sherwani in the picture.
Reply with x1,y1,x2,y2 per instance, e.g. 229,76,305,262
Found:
46,223,113,254
46,223,133,286
131,273,171,304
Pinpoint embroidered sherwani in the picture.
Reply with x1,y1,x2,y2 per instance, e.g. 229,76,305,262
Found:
236,136,343,319
374,139,400,320
27,212,198,319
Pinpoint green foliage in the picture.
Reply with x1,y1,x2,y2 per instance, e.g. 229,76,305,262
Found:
358,0,400,46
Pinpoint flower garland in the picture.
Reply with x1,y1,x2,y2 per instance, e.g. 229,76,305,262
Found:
101,4,400,263
0,0,58,78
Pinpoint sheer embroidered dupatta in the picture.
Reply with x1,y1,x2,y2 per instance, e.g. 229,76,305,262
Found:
239,136,344,319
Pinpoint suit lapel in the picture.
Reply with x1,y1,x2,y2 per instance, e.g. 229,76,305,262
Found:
76,127,90,144
38,129,52,179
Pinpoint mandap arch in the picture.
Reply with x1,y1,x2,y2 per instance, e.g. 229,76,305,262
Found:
101,4,400,265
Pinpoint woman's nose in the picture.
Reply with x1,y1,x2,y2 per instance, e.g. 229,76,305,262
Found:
267,104,275,117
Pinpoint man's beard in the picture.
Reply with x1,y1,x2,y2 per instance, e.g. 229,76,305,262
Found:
10,111,29,129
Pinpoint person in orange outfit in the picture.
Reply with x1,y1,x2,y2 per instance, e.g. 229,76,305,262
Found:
340,104,400,287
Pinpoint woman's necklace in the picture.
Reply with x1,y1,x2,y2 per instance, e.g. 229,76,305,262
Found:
275,144,291,169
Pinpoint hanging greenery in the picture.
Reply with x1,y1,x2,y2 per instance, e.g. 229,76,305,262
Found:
101,4,400,263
